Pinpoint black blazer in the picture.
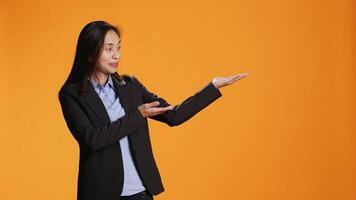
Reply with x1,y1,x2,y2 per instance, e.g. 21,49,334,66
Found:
58,73,222,200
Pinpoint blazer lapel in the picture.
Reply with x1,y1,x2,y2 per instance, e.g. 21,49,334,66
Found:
112,74,131,114
83,83,111,124
82,74,132,124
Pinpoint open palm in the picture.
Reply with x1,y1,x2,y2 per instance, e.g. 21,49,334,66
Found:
212,73,249,89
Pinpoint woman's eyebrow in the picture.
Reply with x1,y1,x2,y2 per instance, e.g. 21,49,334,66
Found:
104,41,121,45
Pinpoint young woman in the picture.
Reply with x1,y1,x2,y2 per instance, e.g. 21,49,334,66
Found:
58,20,248,200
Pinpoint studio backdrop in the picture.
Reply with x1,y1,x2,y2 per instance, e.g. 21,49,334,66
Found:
0,0,355,200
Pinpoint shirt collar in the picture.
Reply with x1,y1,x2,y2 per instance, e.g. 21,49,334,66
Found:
90,74,114,91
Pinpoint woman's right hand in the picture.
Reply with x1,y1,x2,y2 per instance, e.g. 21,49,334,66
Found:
137,101,174,118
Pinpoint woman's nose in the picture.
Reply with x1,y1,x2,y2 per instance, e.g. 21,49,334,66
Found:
113,50,120,59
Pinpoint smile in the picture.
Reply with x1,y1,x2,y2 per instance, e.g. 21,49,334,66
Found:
109,62,118,67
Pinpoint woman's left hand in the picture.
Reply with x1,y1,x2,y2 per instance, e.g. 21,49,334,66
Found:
212,73,249,89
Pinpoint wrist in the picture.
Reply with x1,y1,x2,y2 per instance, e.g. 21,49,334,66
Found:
212,81,219,89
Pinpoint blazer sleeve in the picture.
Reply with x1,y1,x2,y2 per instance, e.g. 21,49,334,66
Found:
58,89,147,151
133,76,222,126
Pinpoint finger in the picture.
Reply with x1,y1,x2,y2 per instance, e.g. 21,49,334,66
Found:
160,106,174,111
238,73,249,78
228,80,236,85
146,110,167,117
229,75,248,84
230,74,241,81
144,105,173,116
150,105,173,111
237,74,248,80
228,74,239,80
146,101,160,108
152,107,173,113
148,107,171,113
166,105,174,110
233,73,249,81
229,77,240,84
224,73,249,85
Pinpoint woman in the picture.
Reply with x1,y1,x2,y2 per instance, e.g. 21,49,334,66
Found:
58,20,248,200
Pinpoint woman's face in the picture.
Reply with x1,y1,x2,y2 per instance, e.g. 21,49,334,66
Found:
93,30,121,75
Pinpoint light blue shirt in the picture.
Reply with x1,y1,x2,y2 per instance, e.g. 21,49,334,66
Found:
90,75,146,196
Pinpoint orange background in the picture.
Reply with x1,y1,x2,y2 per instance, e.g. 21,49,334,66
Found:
1,0,355,199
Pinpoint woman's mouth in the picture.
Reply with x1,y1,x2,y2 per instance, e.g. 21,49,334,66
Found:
109,62,118,68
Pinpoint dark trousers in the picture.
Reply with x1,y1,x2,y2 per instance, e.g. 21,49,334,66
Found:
120,190,154,200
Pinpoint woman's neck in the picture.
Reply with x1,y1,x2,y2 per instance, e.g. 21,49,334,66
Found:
91,72,109,86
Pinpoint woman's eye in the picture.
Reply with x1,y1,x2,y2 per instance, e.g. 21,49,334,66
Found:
104,46,119,52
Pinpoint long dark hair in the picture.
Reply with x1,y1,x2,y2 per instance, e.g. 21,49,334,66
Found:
61,21,124,95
